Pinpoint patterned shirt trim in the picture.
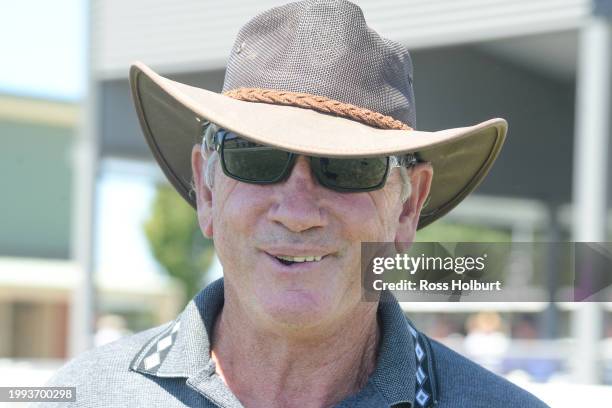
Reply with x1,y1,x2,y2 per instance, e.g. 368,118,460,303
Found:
407,320,438,408
130,319,182,375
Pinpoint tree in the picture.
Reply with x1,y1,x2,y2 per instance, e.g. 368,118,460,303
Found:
143,183,215,303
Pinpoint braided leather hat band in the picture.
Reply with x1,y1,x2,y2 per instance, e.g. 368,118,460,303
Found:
223,88,412,131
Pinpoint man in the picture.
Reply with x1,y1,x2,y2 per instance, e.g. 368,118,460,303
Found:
40,1,548,407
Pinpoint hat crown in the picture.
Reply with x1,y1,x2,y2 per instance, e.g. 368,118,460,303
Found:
222,0,416,128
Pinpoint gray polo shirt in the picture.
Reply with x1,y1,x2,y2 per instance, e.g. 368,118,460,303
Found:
35,278,548,407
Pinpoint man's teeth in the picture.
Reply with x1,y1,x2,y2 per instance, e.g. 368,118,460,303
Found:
276,255,323,262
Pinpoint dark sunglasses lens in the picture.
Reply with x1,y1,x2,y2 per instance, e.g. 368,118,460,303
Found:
311,157,388,190
222,135,291,182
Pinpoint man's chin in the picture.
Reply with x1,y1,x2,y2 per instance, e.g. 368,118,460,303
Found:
256,290,334,330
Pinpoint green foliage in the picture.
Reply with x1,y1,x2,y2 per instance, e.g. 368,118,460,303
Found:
143,183,215,303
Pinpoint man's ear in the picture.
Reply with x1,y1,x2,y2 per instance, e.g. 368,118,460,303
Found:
191,144,214,238
395,162,433,252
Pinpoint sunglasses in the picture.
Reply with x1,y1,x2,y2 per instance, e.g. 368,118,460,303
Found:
203,127,418,192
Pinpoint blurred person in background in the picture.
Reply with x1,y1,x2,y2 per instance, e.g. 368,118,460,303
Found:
38,1,548,407
464,312,510,372
427,314,465,342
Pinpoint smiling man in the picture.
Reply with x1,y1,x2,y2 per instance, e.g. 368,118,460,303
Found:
39,1,549,407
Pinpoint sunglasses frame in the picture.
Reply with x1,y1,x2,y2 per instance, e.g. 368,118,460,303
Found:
203,126,418,193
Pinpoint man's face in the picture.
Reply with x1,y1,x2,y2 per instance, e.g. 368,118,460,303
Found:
192,146,432,331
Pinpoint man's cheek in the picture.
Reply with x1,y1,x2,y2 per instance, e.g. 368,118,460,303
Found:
335,203,380,240
356,218,390,242
214,194,251,234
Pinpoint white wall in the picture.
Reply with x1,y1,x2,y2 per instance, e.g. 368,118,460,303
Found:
92,0,590,78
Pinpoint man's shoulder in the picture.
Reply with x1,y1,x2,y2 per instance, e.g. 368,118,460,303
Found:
428,337,549,407
32,323,171,407
51,323,167,382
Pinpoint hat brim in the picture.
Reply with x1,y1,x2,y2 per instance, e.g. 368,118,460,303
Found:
129,61,507,229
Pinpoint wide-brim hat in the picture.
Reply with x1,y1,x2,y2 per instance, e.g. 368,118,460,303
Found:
129,0,507,229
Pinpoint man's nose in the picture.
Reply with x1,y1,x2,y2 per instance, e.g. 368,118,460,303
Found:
266,155,328,232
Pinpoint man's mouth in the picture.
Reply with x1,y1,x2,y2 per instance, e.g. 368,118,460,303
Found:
275,255,324,265
264,252,329,267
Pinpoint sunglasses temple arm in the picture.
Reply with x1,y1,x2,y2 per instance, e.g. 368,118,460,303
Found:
389,154,418,169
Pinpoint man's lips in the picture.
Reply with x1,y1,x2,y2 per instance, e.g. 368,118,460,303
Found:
265,253,327,267
261,247,335,266
263,246,335,257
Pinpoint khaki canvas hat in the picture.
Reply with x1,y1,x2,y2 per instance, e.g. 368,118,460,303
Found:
129,0,507,229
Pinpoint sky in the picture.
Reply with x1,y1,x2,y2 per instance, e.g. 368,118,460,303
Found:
0,0,86,100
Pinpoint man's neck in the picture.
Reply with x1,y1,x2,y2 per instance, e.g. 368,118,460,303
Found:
210,298,380,408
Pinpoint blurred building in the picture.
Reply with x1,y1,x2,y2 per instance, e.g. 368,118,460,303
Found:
76,0,611,384
0,93,183,361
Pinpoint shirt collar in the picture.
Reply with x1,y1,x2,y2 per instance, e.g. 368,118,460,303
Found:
130,278,417,407
369,290,417,407
130,278,223,379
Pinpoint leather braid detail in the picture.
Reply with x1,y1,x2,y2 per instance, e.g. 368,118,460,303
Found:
223,88,412,131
